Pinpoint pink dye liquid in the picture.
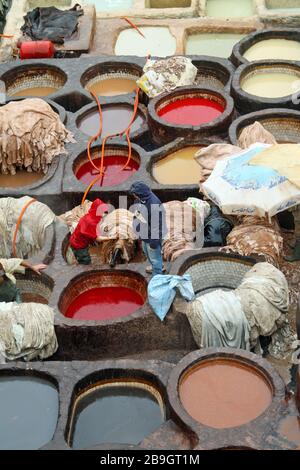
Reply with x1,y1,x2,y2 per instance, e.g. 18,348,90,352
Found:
158,97,224,126
76,156,139,187
65,286,144,321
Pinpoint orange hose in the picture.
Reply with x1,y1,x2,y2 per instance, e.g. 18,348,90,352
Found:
12,198,36,257
122,17,145,38
81,175,101,206
0,34,14,38
86,91,103,173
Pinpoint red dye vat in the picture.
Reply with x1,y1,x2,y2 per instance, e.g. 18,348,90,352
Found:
65,286,144,321
158,97,224,126
76,156,139,187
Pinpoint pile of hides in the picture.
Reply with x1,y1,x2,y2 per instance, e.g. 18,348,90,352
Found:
194,122,277,183
100,209,137,264
221,215,283,266
238,121,277,149
0,196,55,258
137,56,197,98
0,0,11,34
186,262,293,358
0,301,58,362
162,199,210,262
21,4,83,44
0,99,74,175
59,200,92,234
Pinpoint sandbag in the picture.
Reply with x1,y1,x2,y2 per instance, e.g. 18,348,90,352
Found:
238,121,277,149
137,56,197,98
195,143,241,183
0,196,56,258
0,301,58,362
204,205,233,247
21,4,83,44
0,98,74,176
221,215,283,266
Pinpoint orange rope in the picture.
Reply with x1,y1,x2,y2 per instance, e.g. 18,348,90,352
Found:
0,34,14,38
122,17,145,38
86,91,103,173
12,198,36,257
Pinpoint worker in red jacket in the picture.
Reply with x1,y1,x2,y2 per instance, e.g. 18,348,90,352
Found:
70,199,109,265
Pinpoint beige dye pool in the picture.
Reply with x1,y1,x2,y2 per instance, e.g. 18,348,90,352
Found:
115,27,176,57
86,77,137,97
206,0,255,17
241,71,300,98
179,359,272,429
10,87,58,97
152,146,202,185
186,33,246,58
0,170,44,188
244,39,300,62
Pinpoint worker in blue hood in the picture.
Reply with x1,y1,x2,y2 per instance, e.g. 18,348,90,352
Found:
129,182,166,276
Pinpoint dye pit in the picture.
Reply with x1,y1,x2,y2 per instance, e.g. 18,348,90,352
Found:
243,39,300,62
75,155,139,187
86,77,137,97
186,33,246,58
11,87,58,98
64,286,144,321
77,105,145,137
0,169,44,188
241,71,300,98
0,375,58,450
179,359,273,429
157,97,224,126
70,381,164,449
152,146,203,185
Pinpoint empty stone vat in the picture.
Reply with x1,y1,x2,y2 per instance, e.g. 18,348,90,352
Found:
0,373,59,450
232,61,300,112
1,64,67,98
229,108,300,145
192,58,233,92
59,270,147,321
73,144,141,188
16,272,54,305
148,86,234,145
115,27,176,57
80,62,142,97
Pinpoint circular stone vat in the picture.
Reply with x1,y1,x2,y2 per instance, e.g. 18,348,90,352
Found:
175,252,255,297
59,271,147,321
152,145,205,185
81,62,142,97
74,145,140,188
193,59,233,92
148,87,234,145
76,103,147,138
232,62,300,112
69,379,165,449
1,65,66,98
16,272,54,305
0,374,58,450
229,109,300,145
232,29,300,66
115,27,176,57
179,359,272,429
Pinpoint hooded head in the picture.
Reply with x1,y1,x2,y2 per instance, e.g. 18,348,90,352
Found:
88,199,109,221
129,182,152,202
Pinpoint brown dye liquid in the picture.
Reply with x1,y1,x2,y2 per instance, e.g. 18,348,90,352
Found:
88,78,137,97
179,359,272,429
11,87,58,97
279,416,300,445
152,146,202,185
0,170,43,188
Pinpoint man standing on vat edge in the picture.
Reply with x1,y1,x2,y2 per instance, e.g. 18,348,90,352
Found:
130,182,166,276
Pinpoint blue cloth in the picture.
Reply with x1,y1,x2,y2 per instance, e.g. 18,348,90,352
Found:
142,242,163,276
223,144,286,190
148,274,195,321
130,182,167,249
